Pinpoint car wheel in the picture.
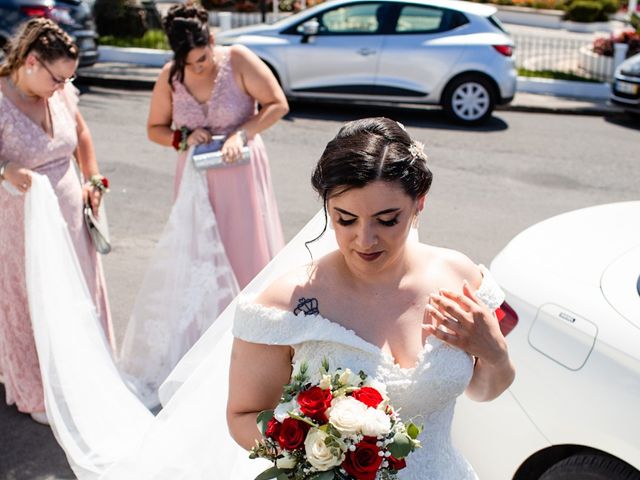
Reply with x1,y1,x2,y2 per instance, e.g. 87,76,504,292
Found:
442,75,495,125
539,454,640,480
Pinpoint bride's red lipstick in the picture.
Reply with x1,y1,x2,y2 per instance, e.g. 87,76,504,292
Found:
357,251,383,262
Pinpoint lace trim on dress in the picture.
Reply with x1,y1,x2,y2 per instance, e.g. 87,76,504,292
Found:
233,266,505,346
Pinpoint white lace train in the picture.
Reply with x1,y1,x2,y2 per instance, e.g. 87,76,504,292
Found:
118,151,239,407
24,163,338,478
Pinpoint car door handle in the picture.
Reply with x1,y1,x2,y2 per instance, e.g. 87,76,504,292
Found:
357,48,376,56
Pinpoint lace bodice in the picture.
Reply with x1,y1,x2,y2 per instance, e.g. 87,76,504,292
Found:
233,267,504,479
171,47,256,136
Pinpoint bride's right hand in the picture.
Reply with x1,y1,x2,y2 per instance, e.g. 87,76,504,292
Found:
186,128,211,146
3,162,33,193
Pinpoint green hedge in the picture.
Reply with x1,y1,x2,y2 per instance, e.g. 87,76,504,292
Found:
99,29,170,49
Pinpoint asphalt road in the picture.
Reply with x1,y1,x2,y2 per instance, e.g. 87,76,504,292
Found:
0,86,638,480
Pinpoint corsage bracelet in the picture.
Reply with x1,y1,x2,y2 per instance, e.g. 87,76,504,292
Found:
89,174,110,194
172,126,191,152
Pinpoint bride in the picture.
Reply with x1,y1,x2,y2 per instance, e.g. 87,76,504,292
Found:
228,117,515,478
25,117,513,479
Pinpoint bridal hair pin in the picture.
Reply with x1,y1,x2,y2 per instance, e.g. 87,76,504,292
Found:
408,141,428,164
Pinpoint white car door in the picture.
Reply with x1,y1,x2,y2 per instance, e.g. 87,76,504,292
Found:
284,2,386,96
376,3,467,100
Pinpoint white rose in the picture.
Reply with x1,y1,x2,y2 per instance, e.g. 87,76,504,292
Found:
319,374,332,390
274,398,299,422
338,368,360,386
276,452,298,469
328,396,367,436
360,407,392,437
304,428,344,471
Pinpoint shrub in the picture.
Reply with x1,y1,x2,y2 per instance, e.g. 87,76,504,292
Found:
565,0,603,21
592,29,640,57
94,0,148,38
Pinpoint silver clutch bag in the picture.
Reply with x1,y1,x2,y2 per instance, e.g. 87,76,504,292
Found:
191,135,251,171
84,204,111,255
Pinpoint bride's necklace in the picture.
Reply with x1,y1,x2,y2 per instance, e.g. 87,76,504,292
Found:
6,75,40,103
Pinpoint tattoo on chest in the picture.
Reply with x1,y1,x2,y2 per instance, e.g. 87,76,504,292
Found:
294,297,319,316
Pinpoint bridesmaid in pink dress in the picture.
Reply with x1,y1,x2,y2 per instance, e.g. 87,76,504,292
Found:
0,19,115,424
147,4,287,289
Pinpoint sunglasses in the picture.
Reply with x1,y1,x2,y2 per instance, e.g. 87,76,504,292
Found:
35,57,76,86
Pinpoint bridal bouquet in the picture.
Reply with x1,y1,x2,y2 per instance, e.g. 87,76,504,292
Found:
250,360,422,480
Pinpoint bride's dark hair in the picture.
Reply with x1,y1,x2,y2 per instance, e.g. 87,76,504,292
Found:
163,4,210,86
308,117,433,246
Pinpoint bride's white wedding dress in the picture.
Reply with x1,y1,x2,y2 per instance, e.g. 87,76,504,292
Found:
233,267,504,480
22,155,504,479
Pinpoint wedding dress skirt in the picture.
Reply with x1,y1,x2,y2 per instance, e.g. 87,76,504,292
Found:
23,159,336,478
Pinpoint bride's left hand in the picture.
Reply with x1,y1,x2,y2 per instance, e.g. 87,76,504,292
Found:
82,183,102,216
423,280,508,365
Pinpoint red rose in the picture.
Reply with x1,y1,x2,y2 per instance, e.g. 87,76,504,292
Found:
341,437,383,480
101,177,110,189
387,455,407,471
277,417,309,451
265,418,281,440
351,386,384,409
297,386,332,423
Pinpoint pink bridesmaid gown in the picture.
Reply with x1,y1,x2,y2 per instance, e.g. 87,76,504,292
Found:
0,83,114,414
171,47,285,289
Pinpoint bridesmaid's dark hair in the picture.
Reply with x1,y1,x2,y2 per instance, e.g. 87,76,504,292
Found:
163,4,211,86
308,117,433,245
0,18,78,77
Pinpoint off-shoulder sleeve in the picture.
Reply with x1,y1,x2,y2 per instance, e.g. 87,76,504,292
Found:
475,265,505,310
232,299,302,345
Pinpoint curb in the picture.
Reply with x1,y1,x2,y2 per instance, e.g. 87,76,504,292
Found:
75,71,156,90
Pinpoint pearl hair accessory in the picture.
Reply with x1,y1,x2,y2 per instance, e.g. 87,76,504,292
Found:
408,141,428,163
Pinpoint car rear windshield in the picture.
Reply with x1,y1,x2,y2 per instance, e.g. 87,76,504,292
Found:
488,15,508,34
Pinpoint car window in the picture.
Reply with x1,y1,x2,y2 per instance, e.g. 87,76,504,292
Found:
395,5,445,33
317,3,383,34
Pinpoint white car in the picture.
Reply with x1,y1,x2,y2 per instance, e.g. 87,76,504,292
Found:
452,201,640,479
216,0,516,124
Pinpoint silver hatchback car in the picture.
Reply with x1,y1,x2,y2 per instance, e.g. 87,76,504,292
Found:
217,0,516,124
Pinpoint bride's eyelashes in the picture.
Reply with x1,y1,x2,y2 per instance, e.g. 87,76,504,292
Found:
336,215,400,227
336,216,356,226
378,215,400,227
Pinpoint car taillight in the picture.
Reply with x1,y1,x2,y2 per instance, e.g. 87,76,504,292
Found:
20,5,50,17
20,5,74,24
495,301,518,336
493,45,513,57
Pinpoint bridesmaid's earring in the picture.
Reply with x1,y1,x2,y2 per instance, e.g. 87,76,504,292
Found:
412,214,420,229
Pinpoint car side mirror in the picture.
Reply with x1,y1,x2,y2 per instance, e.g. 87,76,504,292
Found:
301,19,319,39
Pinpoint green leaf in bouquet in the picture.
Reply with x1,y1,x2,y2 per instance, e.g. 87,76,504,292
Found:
257,410,275,436
255,466,287,480
387,432,412,459
321,357,330,372
288,412,319,428
406,422,423,440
